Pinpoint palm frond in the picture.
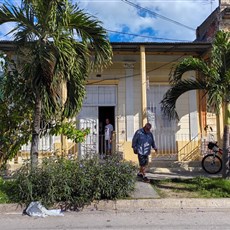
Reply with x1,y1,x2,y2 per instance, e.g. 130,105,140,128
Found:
170,57,210,84
161,78,207,120
211,31,230,82
68,6,112,69
206,82,225,113
61,43,89,118
0,4,40,41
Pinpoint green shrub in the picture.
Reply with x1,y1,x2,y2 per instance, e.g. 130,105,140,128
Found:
13,155,137,210
0,177,18,203
98,157,137,199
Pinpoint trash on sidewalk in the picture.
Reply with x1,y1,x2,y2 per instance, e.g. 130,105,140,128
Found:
25,201,64,217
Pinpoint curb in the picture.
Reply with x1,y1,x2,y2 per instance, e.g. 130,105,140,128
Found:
0,203,25,213
86,198,230,211
2,198,230,213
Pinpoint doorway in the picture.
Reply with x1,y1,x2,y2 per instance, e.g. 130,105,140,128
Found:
98,106,115,154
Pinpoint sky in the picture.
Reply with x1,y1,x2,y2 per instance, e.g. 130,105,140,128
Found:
0,0,219,42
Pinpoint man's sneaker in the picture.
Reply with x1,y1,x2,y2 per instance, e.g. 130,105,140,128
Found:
137,173,143,178
143,176,150,183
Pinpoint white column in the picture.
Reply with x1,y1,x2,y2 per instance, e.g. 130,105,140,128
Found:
189,90,199,140
124,62,135,141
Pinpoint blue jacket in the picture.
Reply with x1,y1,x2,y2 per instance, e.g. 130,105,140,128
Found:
132,128,156,156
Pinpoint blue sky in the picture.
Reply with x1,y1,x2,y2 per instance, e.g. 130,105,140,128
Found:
0,0,219,42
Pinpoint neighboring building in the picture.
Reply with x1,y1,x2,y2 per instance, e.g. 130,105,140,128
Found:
196,0,230,148
197,0,230,42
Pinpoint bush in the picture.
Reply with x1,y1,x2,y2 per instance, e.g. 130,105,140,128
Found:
0,177,18,203
13,155,137,210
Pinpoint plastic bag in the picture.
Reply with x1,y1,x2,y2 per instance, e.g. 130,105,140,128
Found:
25,201,64,217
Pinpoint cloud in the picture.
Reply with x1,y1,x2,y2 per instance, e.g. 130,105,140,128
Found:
0,0,21,40
77,0,219,42
0,22,17,40
0,0,219,42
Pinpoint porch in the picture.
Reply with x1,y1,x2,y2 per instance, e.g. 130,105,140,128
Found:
5,132,212,175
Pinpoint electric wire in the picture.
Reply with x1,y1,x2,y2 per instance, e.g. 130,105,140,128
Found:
106,29,192,42
87,53,185,85
121,0,196,31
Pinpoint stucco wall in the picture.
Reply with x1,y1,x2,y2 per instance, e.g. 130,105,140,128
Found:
113,55,195,162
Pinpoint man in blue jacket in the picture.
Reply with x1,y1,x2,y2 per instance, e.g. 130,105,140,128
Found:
132,123,157,182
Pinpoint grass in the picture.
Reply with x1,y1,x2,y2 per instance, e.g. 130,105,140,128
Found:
151,177,230,198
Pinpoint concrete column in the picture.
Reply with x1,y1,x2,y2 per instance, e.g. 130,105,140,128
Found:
61,80,68,156
140,45,147,126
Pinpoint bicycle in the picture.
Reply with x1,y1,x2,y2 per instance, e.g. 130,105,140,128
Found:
201,141,223,174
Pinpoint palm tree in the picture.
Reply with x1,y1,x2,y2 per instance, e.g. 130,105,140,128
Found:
0,0,112,167
161,30,230,178
0,56,33,164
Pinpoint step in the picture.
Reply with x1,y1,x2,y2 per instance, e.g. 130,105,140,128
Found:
148,160,203,173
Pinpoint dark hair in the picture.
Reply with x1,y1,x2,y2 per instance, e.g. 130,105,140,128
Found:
144,123,152,129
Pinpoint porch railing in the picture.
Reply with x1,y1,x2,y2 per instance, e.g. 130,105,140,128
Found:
13,132,216,164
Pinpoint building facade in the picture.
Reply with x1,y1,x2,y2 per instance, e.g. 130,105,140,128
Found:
77,42,212,163
3,0,230,169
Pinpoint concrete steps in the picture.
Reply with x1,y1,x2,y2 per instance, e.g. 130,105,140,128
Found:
148,159,203,173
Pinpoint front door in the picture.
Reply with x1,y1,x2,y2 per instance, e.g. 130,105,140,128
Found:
98,106,115,154
78,85,117,157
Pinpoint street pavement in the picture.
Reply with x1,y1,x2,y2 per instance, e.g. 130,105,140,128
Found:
1,207,230,230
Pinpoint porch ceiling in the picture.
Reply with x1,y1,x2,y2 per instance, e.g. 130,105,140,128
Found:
0,41,212,56
111,42,212,55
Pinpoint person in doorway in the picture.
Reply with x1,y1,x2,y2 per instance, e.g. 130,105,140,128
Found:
104,118,114,154
132,123,157,183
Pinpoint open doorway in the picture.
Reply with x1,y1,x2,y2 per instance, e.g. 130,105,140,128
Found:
98,106,115,154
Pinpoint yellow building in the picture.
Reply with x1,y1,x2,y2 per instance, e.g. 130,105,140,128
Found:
77,42,211,164
2,0,230,170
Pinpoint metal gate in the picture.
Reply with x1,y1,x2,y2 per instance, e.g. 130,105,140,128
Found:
78,106,98,157
147,85,178,155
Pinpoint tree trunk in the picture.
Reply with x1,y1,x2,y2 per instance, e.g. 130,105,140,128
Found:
30,93,42,168
222,102,230,178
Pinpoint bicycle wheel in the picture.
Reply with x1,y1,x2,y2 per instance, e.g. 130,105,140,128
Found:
201,154,222,174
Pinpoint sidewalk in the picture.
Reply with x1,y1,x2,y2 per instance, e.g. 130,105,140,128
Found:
129,168,222,200
94,169,230,211
0,169,228,214
147,167,222,180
